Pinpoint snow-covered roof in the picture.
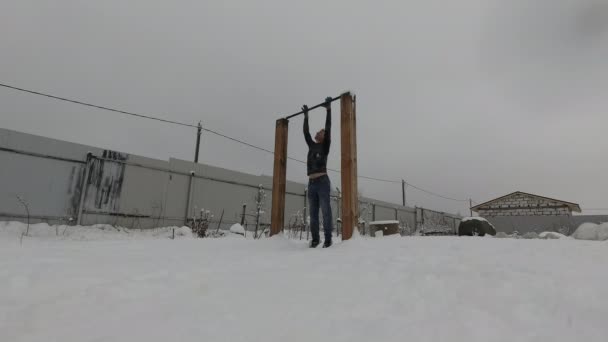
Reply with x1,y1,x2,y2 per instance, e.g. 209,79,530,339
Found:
461,217,489,223
369,220,399,225
471,191,581,213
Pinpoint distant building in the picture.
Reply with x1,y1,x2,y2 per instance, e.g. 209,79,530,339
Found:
470,192,590,235
471,191,581,217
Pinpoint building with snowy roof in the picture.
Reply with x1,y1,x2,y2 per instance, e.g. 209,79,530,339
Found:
471,191,581,217
469,191,608,235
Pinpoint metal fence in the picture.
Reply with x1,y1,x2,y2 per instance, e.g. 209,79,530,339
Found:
0,128,461,236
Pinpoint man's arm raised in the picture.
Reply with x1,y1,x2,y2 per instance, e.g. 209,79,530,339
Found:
322,97,332,153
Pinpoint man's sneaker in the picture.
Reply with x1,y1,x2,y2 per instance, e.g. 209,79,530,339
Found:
310,240,320,248
322,240,333,248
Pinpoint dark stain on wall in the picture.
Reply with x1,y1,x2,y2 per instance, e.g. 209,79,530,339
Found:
67,166,76,195
102,150,128,161
85,150,128,212
67,165,84,217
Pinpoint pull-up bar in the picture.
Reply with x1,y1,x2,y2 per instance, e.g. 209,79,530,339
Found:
271,92,359,241
283,94,345,120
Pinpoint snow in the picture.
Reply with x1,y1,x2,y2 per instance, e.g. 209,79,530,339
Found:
369,220,399,225
0,221,194,241
522,232,540,239
572,223,608,241
229,223,246,235
174,226,193,238
461,216,489,222
2,223,608,342
539,231,569,240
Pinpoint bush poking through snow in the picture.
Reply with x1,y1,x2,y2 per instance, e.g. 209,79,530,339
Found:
15,195,30,244
572,223,608,241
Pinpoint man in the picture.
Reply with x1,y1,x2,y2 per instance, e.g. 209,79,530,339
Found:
302,97,333,248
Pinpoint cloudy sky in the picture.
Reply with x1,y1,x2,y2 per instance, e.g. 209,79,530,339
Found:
1,0,607,215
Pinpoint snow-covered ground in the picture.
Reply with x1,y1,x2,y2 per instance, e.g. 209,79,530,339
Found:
1,223,608,342
0,221,195,241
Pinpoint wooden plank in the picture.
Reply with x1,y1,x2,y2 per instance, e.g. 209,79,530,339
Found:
340,93,358,240
270,119,289,236
352,95,359,226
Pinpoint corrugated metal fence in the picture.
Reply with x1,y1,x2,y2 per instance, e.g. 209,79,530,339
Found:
0,128,460,236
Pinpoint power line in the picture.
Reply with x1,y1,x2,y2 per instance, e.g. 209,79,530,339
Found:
0,83,197,128
1,81,473,203
358,175,401,183
200,126,275,155
405,182,470,202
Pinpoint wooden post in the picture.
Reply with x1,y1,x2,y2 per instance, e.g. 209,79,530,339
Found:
353,96,359,227
270,119,289,236
340,93,359,240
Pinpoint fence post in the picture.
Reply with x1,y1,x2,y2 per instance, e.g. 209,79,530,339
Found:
401,179,406,206
184,171,195,226
372,203,376,222
395,208,398,221
469,198,473,217
240,204,247,225
421,208,425,232
414,206,418,232
76,152,93,226
254,184,265,238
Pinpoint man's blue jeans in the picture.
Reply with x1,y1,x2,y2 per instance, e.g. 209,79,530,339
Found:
308,175,333,242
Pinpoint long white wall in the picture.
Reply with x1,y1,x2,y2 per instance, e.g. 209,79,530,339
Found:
0,128,460,234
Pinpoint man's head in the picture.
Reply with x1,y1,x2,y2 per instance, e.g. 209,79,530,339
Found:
315,129,326,143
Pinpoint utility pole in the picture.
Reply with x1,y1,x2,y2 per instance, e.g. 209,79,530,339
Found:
194,121,202,163
401,179,407,206
469,198,473,217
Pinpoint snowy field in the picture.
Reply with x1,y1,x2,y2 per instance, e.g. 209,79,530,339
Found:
1,223,608,342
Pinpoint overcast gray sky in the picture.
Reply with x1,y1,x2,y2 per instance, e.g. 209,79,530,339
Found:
1,0,607,215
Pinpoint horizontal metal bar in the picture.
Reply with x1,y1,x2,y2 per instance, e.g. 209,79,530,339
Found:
83,210,151,218
367,202,416,212
0,146,86,164
0,212,74,221
283,94,343,120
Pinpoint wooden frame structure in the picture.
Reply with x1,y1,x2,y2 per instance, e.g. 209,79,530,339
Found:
270,92,358,240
